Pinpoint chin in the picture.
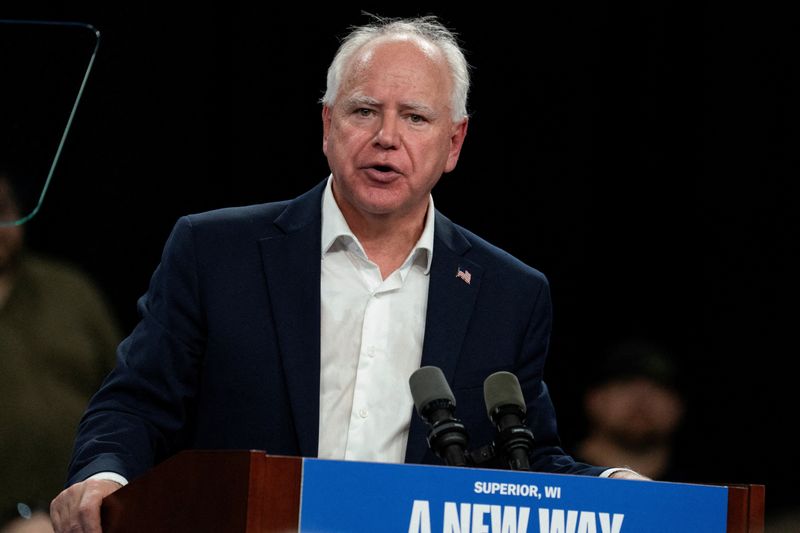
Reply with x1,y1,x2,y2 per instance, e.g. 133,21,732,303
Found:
360,203,402,217
355,193,405,214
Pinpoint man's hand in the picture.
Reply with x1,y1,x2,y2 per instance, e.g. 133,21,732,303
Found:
609,469,651,481
50,479,122,533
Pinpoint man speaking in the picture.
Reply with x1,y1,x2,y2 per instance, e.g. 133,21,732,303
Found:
51,15,643,533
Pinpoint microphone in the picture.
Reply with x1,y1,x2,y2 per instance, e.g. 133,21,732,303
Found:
483,371,535,471
409,366,470,467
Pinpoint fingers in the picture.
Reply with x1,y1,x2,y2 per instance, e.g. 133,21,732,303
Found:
609,469,651,481
50,479,122,533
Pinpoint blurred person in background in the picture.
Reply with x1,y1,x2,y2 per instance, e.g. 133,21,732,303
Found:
576,339,686,481
0,173,121,531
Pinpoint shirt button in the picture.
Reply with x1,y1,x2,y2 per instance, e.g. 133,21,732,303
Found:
367,346,376,357
358,408,368,418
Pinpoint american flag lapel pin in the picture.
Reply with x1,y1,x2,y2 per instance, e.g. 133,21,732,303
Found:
456,266,472,285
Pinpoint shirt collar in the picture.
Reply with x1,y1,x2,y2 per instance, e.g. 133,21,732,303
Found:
321,175,435,275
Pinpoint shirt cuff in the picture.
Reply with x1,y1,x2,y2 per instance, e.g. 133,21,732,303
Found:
87,471,129,486
599,467,636,478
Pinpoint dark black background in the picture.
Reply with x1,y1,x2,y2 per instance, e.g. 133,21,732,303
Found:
4,4,797,515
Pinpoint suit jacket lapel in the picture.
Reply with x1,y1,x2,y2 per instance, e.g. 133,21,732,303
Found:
257,188,483,463
258,183,325,457
406,211,483,464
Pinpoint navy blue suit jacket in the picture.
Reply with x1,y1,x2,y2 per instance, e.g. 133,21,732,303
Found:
67,180,604,484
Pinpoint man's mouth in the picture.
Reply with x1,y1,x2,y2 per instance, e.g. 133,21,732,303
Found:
362,164,402,181
365,163,401,173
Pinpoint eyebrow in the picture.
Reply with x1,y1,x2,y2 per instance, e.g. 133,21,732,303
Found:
343,95,381,109
400,101,438,118
343,94,440,119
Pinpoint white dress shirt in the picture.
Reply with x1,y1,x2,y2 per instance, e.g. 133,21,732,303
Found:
317,176,434,463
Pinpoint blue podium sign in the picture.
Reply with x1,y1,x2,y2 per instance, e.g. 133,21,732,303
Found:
298,459,727,533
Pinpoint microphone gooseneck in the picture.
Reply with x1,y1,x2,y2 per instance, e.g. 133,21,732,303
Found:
409,366,469,467
483,371,535,471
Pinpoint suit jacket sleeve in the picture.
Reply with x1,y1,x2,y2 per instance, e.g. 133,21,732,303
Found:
67,216,206,485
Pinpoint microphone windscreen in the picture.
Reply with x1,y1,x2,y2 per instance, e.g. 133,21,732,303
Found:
409,366,455,415
483,371,526,417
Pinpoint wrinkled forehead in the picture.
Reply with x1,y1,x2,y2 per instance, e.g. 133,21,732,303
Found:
342,35,451,91
356,34,442,64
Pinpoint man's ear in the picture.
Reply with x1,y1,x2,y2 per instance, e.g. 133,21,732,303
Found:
444,118,469,173
322,105,332,156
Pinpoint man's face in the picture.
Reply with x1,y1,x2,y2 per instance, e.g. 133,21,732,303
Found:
322,38,468,223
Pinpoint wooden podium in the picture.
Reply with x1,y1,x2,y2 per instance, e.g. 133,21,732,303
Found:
101,450,764,532
102,451,302,532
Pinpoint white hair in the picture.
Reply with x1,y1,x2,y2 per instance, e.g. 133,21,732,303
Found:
321,15,470,122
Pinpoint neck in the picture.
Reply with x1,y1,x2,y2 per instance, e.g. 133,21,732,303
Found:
363,234,422,279
333,191,428,279
355,213,426,279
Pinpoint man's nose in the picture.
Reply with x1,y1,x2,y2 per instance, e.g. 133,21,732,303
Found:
374,113,399,149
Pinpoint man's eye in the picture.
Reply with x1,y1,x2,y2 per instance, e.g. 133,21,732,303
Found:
408,114,426,123
356,108,373,117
